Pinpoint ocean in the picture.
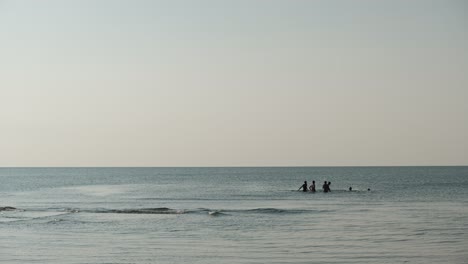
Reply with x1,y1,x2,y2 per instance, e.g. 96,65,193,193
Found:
1,167,467,263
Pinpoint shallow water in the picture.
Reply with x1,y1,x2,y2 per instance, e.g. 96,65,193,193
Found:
1,167,467,263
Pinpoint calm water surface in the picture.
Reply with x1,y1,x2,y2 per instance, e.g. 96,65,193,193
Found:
1,167,467,263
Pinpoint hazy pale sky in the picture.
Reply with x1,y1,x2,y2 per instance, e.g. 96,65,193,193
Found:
1,0,467,166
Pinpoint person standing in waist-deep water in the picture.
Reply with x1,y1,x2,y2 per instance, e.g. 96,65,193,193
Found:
298,181,308,192
309,181,315,192
309,181,316,192
327,181,331,192
322,181,328,193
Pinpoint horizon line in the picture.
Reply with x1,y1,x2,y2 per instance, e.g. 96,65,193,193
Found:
1,165,467,168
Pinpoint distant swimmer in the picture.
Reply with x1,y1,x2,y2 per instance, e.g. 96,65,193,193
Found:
309,180,316,192
298,181,308,192
349,187,352,191
367,188,371,191
328,181,331,192
323,181,328,193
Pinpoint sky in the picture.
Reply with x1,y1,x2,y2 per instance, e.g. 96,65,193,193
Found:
0,0,467,167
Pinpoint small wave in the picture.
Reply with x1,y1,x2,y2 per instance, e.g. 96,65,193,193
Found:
208,210,227,216
45,208,81,213
87,207,185,215
2,206,329,218
0,215,30,219
6,207,186,215
244,208,331,214
201,208,328,215
137,197,287,201
0,206,17,211
245,208,290,214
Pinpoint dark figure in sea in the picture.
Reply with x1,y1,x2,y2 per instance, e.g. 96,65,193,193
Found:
309,181,316,192
323,181,328,193
368,188,371,191
349,187,352,191
298,181,308,192
327,182,331,192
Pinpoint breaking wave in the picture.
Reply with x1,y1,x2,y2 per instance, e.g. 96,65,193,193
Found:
0,206,17,211
2,207,330,221
85,207,185,214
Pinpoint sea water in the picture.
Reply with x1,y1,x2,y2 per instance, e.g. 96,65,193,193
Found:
0,167,467,264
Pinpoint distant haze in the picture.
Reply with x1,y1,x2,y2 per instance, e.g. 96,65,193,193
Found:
1,0,467,167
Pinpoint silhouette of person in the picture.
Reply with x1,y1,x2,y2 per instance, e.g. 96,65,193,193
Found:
323,181,328,193
309,181,316,192
327,182,331,192
349,187,352,191
298,181,308,192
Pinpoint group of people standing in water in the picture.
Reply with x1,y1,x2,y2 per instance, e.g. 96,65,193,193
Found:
298,181,370,192
298,180,331,193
